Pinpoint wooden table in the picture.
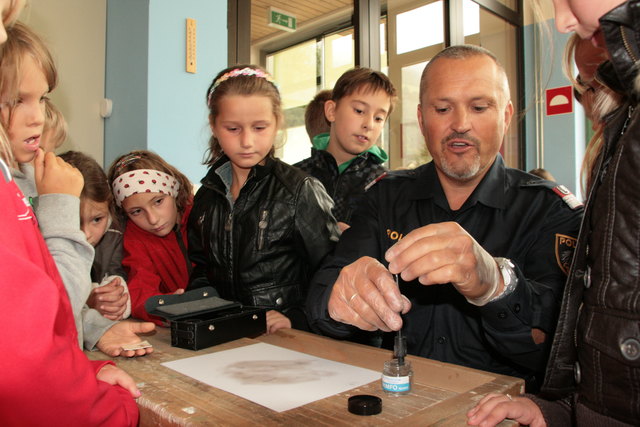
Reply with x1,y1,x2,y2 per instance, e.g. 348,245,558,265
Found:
87,328,522,426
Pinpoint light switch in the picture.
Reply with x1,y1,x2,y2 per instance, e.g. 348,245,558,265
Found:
186,18,196,74
100,98,113,118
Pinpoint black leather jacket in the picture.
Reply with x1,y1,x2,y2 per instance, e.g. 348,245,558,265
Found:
294,148,387,224
187,156,339,330
540,1,640,424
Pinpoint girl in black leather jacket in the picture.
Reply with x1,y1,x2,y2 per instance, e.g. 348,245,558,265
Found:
188,65,340,334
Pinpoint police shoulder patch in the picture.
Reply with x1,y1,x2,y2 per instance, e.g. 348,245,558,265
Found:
551,184,583,210
521,179,584,210
364,169,416,191
364,171,388,191
555,233,577,274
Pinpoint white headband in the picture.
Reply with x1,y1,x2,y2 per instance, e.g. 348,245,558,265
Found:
112,169,180,207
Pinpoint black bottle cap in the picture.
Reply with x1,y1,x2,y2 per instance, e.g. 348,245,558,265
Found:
348,394,382,416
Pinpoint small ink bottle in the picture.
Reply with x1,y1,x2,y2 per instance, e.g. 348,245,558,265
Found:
382,359,412,395
381,331,412,395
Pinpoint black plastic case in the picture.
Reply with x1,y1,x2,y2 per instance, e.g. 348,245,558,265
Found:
145,287,267,351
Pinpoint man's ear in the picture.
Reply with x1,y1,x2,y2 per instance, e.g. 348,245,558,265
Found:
324,100,337,123
503,101,514,134
417,104,426,136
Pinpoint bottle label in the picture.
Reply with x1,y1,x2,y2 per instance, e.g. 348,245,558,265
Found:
382,375,411,392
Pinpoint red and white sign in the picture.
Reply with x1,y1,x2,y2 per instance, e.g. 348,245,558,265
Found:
546,85,573,116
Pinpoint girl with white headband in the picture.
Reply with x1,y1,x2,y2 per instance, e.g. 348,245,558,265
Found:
107,150,193,324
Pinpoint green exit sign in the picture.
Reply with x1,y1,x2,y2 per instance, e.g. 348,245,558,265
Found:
268,7,296,32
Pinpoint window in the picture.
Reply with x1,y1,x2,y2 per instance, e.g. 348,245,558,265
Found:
387,0,446,168
464,0,519,166
396,2,444,55
267,28,355,164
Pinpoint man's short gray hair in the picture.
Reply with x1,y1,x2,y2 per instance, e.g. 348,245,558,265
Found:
419,45,510,103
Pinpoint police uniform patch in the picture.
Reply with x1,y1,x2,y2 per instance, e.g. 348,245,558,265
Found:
552,185,583,210
520,180,584,211
364,169,418,191
555,233,577,274
364,172,388,191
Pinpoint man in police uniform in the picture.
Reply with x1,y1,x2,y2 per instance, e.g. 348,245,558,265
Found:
306,45,583,391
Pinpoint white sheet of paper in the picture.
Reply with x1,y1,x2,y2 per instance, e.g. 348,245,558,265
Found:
162,342,381,412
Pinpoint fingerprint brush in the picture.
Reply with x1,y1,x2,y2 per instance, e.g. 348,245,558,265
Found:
393,274,406,366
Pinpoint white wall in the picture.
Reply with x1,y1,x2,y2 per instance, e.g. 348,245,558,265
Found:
22,0,107,165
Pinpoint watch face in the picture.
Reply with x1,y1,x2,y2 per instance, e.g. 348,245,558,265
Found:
500,264,511,287
495,258,517,298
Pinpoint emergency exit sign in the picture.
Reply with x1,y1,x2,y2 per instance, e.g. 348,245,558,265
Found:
268,7,296,32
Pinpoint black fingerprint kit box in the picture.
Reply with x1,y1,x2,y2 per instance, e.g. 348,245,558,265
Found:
145,287,266,350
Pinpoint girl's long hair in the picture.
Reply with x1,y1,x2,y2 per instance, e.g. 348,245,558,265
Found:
0,22,57,129
0,5,48,164
563,34,623,195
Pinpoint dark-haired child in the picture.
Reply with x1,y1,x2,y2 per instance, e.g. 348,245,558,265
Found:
60,150,130,321
295,67,397,232
304,89,332,141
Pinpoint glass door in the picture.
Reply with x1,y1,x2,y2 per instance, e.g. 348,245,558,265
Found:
387,0,445,169
463,0,520,167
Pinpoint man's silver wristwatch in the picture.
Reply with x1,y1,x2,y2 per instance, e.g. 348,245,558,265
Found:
490,257,518,302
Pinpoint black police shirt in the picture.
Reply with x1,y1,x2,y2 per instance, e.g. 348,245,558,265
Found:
307,156,583,390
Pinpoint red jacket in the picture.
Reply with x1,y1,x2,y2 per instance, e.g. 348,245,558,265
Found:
123,203,192,324
0,162,139,426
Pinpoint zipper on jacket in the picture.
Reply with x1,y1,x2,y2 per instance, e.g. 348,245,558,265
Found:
620,27,638,63
225,210,235,290
225,211,233,232
601,106,635,184
257,209,269,251
621,105,634,136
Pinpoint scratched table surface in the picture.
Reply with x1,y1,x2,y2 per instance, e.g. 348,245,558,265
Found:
87,328,522,426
